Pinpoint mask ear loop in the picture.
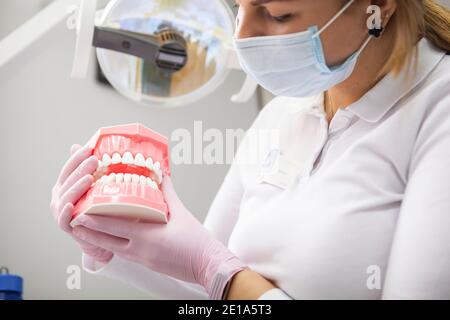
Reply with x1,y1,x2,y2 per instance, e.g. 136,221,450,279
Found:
312,0,389,57
312,0,356,39
355,34,373,57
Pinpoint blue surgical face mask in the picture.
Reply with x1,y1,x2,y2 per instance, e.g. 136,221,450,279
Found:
233,0,372,97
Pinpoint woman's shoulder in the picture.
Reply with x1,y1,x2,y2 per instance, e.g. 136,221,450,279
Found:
416,52,450,113
425,50,450,87
408,53,450,147
402,49,450,123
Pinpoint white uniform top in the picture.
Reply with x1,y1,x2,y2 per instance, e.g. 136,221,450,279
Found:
83,38,450,300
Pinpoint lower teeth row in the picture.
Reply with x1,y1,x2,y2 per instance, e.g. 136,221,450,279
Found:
99,173,158,189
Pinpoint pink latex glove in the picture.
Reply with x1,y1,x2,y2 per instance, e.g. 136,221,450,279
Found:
50,144,113,263
72,176,247,299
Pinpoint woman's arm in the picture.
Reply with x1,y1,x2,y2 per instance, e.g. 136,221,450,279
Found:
225,269,275,299
80,157,246,299
225,269,293,300
83,254,209,299
382,96,450,299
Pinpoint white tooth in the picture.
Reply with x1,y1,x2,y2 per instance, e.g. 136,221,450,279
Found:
116,173,124,183
102,154,112,167
153,161,161,172
123,152,134,165
153,162,162,183
101,175,108,183
134,153,146,167
146,177,157,189
107,173,116,183
139,175,147,185
124,173,132,183
156,171,163,184
145,157,154,170
132,174,140,183
112,153,122,164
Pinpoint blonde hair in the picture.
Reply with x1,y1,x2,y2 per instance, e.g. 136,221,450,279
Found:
382,0,450,76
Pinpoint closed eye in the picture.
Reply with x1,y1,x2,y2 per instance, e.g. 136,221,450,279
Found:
271,14,292,23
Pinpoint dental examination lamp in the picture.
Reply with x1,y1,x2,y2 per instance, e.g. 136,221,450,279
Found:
0,0,258,107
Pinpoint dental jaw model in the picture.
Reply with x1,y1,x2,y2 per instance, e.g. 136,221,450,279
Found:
71,123,170,227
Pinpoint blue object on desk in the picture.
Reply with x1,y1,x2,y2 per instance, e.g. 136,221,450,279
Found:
0,267,23,300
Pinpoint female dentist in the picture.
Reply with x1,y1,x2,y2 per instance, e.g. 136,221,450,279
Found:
50,0,450,299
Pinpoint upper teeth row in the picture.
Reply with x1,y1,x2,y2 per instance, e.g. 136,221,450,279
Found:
99,152,162,183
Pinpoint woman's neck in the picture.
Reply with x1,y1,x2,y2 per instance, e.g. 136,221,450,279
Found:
325,29,396,123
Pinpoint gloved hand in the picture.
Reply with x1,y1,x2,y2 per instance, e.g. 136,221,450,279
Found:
72,176,247,299
50,144,113,263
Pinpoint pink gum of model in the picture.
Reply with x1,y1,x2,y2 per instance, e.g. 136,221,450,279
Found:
70,123,170,227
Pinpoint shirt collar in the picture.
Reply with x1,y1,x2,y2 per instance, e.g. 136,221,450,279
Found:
346,38,447,123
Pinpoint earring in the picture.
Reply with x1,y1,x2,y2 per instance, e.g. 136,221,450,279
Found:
368,26,384,38
368,14,388,38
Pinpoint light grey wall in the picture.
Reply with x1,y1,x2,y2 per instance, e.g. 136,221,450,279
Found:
0,0,259,299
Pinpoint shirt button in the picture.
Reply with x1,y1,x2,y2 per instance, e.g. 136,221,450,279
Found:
310,105,325,116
